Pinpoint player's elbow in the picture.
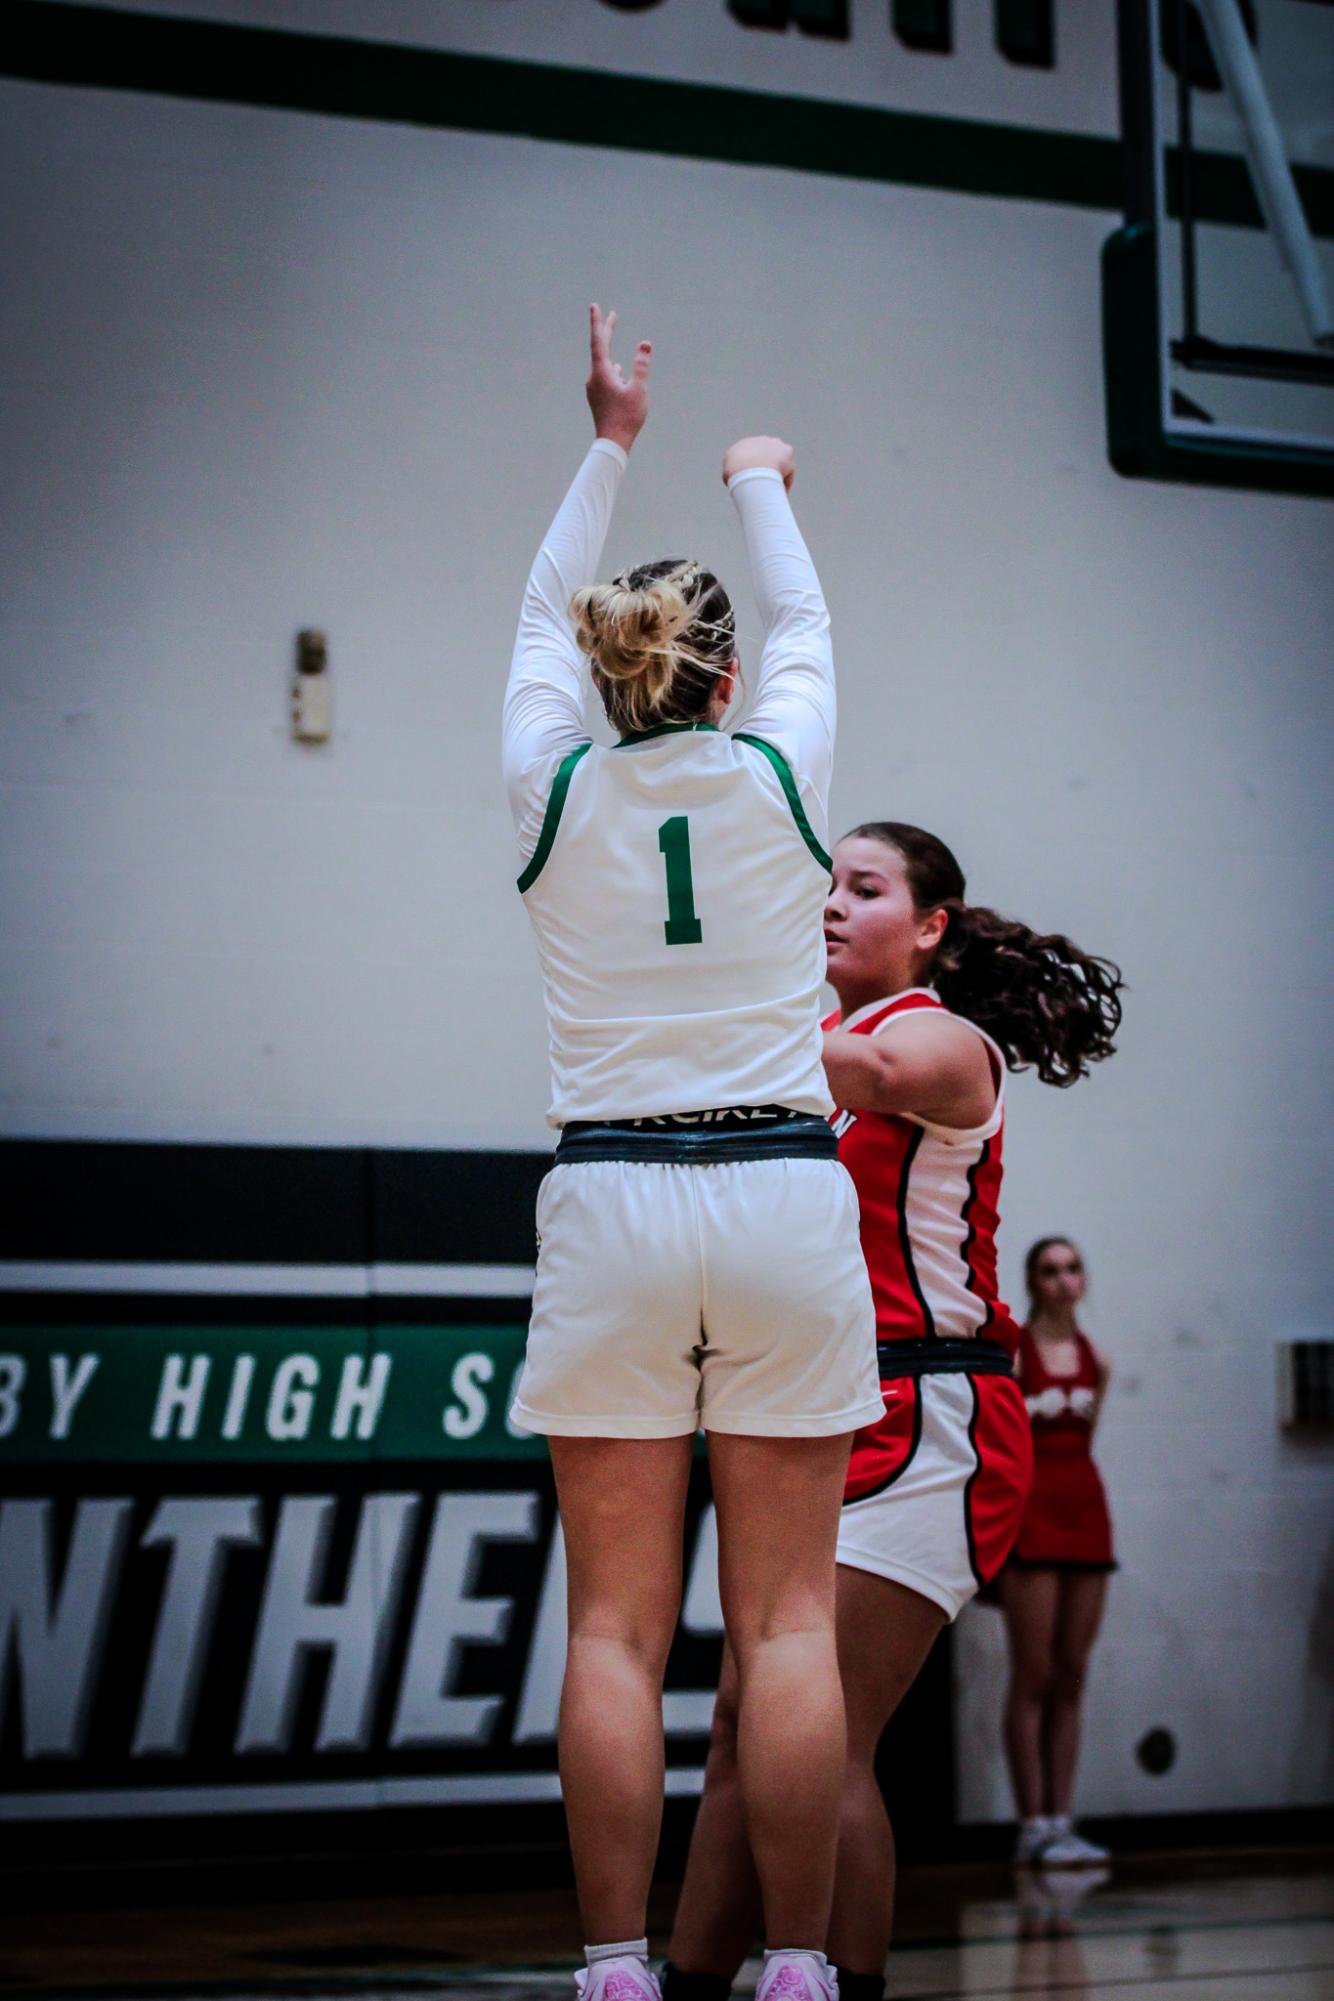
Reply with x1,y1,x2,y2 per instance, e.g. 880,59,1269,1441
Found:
864,1049,909,1115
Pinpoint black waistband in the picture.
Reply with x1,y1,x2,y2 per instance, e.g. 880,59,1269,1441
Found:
876,1336,1015,1378
556,1106,837,1165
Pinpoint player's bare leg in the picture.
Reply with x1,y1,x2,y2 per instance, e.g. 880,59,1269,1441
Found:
666,1642,762,1979
826,1568,946,1976
705,1431,852,1953
549,1434,694,1945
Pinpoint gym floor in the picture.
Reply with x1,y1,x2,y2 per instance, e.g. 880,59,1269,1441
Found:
4,1846,1331,2000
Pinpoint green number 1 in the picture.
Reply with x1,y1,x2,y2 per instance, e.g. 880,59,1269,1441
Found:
658,815,703,947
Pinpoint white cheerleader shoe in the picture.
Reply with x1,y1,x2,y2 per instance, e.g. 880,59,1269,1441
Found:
1014,1815,1055,1865
1037,1817,1110,1867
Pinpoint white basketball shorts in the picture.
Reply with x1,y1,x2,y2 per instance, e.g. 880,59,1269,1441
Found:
511,1155,882,1439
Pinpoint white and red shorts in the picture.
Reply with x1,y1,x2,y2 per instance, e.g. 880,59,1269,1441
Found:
837,1342,1033,1621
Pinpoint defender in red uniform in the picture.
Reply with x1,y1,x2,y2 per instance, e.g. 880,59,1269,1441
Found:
832,984,1031,1614
666,825,1122,2001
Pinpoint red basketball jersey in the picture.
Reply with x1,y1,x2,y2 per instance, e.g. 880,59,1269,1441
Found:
825,988,1021,1348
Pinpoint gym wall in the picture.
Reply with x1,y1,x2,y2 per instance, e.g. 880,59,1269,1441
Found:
2,0,1332,1830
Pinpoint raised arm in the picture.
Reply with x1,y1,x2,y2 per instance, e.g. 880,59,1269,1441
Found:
723,434,835,819
502,306,652,855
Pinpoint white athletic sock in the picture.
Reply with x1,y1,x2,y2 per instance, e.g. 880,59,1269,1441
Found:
586,1940,651,1969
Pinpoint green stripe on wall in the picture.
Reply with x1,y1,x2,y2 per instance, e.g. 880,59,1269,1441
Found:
2,1322,539,1461
6,3,1332,234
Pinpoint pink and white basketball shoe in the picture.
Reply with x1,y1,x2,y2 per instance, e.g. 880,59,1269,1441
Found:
575,1959,663,2001
754,1951,838,2001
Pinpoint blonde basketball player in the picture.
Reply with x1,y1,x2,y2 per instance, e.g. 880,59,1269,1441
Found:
502,308,881,2001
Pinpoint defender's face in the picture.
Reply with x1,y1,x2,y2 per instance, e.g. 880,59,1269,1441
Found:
824,836,931,999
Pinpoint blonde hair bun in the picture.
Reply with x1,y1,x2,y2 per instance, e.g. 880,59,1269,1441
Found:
571,559,736,736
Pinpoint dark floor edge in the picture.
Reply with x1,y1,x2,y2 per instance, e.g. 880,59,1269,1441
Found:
950,1801,1333,1862
1,1803,1327,1908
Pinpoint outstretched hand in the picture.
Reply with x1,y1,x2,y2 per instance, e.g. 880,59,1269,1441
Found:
586,303,652,452
722,435,795,490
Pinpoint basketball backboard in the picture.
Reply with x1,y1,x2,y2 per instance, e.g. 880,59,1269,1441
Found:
1103,0,1334,497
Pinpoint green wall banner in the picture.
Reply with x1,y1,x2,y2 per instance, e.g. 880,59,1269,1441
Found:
1,1323,537,1464
0,1141,721,1823
0,1140,952,1854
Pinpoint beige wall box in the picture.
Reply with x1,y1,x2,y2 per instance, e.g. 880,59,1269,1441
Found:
292,628,331,744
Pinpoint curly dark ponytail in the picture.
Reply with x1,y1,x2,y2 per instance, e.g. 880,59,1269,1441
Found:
846,822,1124,1089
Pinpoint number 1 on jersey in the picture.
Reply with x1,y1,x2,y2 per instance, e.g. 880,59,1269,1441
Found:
658,815,703,946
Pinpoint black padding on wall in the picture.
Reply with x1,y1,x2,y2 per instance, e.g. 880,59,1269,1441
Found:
373,1150,550,1267
1,1140,369,1265
0,1140,551,1268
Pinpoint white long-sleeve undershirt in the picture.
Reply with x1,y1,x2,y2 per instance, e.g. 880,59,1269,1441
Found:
726,465,836,818
501,441,837,862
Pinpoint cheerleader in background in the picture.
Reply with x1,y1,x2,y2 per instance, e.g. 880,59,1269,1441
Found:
1004,1235,1116,1868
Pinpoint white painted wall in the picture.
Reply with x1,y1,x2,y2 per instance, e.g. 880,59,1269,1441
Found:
2,16,1332,1824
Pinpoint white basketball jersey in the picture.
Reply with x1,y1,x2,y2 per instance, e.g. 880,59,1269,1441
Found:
519,721,834,1125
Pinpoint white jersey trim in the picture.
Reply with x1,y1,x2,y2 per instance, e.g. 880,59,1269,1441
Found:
840,988,1005,1145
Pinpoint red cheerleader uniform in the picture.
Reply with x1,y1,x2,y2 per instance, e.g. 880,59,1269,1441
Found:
829,989,1034,1620
1010,1327,1115,1570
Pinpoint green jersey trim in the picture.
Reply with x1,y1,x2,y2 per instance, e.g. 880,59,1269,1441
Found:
615,721,722,746
516,741,593,893
732,733,833,873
